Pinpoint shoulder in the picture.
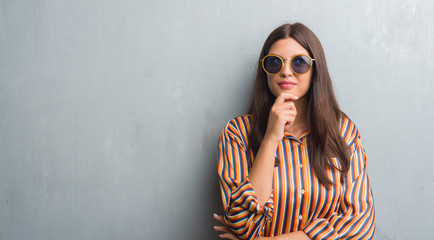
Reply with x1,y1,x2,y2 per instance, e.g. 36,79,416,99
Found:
223,114,252,134
340,114,369,180
339,113,362,146
220,114,252,146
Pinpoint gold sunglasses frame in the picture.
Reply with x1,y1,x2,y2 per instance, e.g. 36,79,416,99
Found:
261,54,315,75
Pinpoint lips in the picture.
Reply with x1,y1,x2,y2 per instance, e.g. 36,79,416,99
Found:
278,81,296,89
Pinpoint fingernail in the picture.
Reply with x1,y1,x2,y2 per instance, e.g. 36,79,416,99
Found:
213,213,217,217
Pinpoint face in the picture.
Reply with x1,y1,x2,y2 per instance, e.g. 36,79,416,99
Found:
266,38,313,98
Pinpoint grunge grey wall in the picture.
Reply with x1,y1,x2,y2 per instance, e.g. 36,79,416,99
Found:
1,0,433,239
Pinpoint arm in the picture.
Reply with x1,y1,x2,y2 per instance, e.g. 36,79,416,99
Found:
214,213,310,240
217,94,299,240
250,93,299,205
302,137,376,240
218,121,275,240
258,232,310,240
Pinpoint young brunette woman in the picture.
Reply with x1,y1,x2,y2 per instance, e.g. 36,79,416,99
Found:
213,23,375,240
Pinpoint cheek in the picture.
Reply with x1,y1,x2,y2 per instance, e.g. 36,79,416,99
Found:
267,76,279,96
301,74,312,88
267,76,272,89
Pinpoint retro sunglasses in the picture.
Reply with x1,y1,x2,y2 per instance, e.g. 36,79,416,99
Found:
261,54,315,75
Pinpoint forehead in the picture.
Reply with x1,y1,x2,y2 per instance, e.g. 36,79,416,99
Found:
268,38,309,57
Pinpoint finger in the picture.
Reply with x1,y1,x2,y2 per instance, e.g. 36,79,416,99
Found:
219,232,240,240
213,213,225,224
284,96,298,102
214,225,231,233
276,93,299,104
283,92,299,101
274,101,296,111
272,109,297,120
284,122,292,129
270,110,296,121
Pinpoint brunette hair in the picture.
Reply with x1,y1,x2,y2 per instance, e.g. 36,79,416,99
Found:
248,23,350,187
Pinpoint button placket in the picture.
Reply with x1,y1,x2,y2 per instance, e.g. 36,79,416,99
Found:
297,138,305,224
298,140,304,197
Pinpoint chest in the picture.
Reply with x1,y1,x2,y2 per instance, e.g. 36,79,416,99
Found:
272,139,343,214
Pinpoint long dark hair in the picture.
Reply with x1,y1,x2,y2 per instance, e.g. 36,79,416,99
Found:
248,23,350,188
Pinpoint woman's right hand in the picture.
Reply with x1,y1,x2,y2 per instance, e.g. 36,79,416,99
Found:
213,214,240,240
264,93,299,143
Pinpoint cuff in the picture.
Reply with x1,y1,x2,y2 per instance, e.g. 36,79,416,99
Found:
230,178,274,220
303,218,339,240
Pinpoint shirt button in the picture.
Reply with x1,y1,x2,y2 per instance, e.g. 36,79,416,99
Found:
301,189,305,194
296,142,300,146
298,215,303,220
299,164,303,168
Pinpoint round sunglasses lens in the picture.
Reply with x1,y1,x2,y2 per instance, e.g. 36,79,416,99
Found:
263,56,282,74
291,55,312,74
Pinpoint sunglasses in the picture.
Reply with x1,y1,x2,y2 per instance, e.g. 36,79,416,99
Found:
261,54,315,75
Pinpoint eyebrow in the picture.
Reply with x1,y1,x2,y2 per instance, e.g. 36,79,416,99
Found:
268,53,308,59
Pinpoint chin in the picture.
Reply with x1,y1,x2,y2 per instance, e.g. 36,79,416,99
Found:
275,89,298,97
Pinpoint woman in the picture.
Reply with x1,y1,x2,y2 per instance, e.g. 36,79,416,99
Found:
214,23,375,240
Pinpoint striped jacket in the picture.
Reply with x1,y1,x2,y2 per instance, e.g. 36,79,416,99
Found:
217,114,375,240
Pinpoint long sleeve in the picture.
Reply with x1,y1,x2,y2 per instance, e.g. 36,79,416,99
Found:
217,118,274,240
302,137,376,240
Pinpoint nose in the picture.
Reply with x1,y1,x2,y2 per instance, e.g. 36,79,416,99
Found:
280,59,293,77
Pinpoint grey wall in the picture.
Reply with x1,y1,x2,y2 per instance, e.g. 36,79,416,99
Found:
1,0,433,239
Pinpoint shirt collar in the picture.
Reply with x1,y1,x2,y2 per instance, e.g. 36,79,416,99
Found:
283,129,310,141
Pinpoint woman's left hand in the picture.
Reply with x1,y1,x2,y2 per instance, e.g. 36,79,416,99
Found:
213,213,240,240
213,214,310,240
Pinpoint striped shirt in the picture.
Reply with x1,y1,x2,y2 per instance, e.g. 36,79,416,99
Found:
217,114,375,240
